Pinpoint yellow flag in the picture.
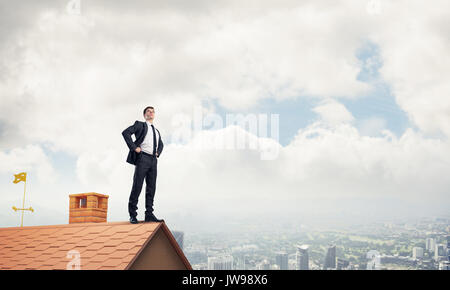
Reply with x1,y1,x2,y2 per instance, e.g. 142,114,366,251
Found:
13,172,27,184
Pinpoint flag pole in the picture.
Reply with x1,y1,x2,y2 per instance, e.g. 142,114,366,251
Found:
21,179,26,227
12,172,33,227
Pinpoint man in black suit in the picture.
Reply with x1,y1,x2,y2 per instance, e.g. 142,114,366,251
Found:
122,106,164,224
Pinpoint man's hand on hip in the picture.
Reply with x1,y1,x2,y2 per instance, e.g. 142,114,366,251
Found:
135,147,141,153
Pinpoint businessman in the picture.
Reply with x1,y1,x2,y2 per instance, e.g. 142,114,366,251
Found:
122,106,164,224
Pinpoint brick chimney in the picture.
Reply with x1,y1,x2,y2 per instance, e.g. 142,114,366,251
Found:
69,192,109,224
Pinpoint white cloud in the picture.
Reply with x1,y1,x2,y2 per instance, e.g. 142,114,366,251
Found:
371,0,450,137
0,144,57,184
156,122,450,221
357,116,387,136
1,0,449,153
312,99,355,125
0,1,374,153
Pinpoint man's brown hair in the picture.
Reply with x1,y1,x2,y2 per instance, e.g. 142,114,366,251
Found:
143,106,154,115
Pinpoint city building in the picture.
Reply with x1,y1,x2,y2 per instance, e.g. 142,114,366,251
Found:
337,258,350,270
324,245,336,269
413,247,424,259
379,255,414,269
288,259,297,270
275,251,289,270
296,245,309,270
435,244,446,261
207,255,233,270
439,261,450,270
426,238,436,253
256,259,271,270
172,231,184,251
447,235,450,261
193,263,208,270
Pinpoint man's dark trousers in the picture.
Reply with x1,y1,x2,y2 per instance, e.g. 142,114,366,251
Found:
128,152,158,219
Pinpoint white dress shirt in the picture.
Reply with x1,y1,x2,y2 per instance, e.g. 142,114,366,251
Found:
141,120,160,155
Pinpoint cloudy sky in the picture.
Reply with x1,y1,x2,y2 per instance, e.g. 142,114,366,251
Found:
0,0,449,231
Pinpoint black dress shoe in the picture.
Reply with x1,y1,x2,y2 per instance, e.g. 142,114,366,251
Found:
145,213,164,222
130,216,138,224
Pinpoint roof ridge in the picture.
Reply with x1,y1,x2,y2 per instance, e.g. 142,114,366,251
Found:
0,221,161,231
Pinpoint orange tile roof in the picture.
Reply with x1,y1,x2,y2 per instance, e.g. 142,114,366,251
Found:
0,221,189,270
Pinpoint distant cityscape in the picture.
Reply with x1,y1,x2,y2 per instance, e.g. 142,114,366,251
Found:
172,216,450,270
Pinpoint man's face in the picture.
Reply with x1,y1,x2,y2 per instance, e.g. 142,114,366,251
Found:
144,108,155,121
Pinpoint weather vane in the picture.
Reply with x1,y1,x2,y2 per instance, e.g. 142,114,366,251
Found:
12,172,34,227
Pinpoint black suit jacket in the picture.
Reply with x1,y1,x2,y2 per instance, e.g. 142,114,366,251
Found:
122,120,164,165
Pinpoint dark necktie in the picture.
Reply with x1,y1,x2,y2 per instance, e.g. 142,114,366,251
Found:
151,124,157,155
